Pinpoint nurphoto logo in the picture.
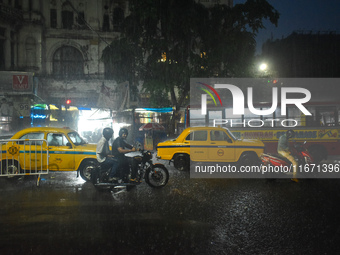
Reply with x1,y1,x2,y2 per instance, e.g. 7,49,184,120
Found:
200,84,311,116
192,78,312,128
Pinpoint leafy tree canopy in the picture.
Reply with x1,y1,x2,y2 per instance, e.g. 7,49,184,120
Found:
102,0,279,109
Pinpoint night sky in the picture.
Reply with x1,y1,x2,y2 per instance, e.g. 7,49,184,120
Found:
234,0,340,53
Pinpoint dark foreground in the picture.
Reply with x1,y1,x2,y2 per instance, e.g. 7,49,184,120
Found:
1,168,340,255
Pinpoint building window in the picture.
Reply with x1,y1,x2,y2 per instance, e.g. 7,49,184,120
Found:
62,2,74,29
53,46,84,79
103,5,110,31
50,9,57,28
77,11,85,26
77,3,85,27
10,31,15,67
0,27,4,70
103,14,110,31
112,7,124,31
15,0,21,9
28,0,32,12
0,39,4,70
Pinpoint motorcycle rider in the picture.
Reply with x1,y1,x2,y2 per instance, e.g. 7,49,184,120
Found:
112,128,137,182
277,130,299,183
96,127,118,182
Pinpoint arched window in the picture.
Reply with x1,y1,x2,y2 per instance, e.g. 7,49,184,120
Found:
53,46,84,79
25,37,36,67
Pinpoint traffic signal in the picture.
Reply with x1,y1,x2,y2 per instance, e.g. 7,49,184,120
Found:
65,99,71,109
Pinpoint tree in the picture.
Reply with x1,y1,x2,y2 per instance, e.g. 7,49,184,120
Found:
101,37,143,101
102,0,279,132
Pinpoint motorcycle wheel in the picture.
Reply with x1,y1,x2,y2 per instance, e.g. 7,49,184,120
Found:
91,166,100,185
91,167,112,192
145,164,169,188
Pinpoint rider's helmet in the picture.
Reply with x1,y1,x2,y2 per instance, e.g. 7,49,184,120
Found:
119,128,128,138
102,127,113,140
286,130,295,139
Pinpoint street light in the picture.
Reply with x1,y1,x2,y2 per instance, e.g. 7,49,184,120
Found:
259,63,267,72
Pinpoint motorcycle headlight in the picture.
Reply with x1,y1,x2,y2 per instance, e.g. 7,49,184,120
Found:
146,151,153,160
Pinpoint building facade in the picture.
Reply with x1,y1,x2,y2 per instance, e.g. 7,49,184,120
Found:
261,31,340,78
0,0,131,133
0,0,233,134
0,0,129,105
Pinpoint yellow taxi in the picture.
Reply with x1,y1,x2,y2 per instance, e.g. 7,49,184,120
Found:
1,127,97,181
156,126,265,171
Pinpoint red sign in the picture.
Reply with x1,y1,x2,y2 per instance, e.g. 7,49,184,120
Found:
13,75,29,90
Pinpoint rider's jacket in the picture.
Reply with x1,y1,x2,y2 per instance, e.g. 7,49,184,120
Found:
277,133,289,152
96,136,110,163
112,137,133,159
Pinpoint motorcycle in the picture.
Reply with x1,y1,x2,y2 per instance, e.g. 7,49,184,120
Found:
91,148,169,192
260,141,314,178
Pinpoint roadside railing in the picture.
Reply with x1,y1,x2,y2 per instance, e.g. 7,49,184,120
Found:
0,139,49,186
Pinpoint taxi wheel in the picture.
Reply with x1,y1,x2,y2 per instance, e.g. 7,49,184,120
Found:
80,160,97,181
174,154,189,171
238,153,259,167
1,160,19,175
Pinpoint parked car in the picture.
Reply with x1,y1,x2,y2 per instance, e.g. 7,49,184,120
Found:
156,126,265,171
0,127,97,181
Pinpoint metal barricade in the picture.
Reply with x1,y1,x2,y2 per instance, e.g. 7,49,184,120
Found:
0,139,49,186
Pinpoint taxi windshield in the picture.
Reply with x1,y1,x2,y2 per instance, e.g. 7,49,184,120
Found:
68,131,87,145
224,128,237,141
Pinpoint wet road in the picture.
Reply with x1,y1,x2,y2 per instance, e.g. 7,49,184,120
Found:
1,164,340,254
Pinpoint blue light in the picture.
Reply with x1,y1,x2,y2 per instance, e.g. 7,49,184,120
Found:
142,108,173,113
31,113,47,119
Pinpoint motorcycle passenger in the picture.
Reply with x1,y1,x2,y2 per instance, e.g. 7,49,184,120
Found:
96,127,118,182
277,130,298,183
112,128,137,182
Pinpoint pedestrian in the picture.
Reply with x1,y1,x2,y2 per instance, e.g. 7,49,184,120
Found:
0,98,10,116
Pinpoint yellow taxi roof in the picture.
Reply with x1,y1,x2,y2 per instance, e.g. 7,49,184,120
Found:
12,127,76,138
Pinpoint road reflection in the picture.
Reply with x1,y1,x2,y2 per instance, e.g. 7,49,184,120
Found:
1,169,340,254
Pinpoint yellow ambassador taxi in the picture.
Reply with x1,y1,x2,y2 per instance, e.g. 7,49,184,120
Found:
156,126,265,171
1,127,97,181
